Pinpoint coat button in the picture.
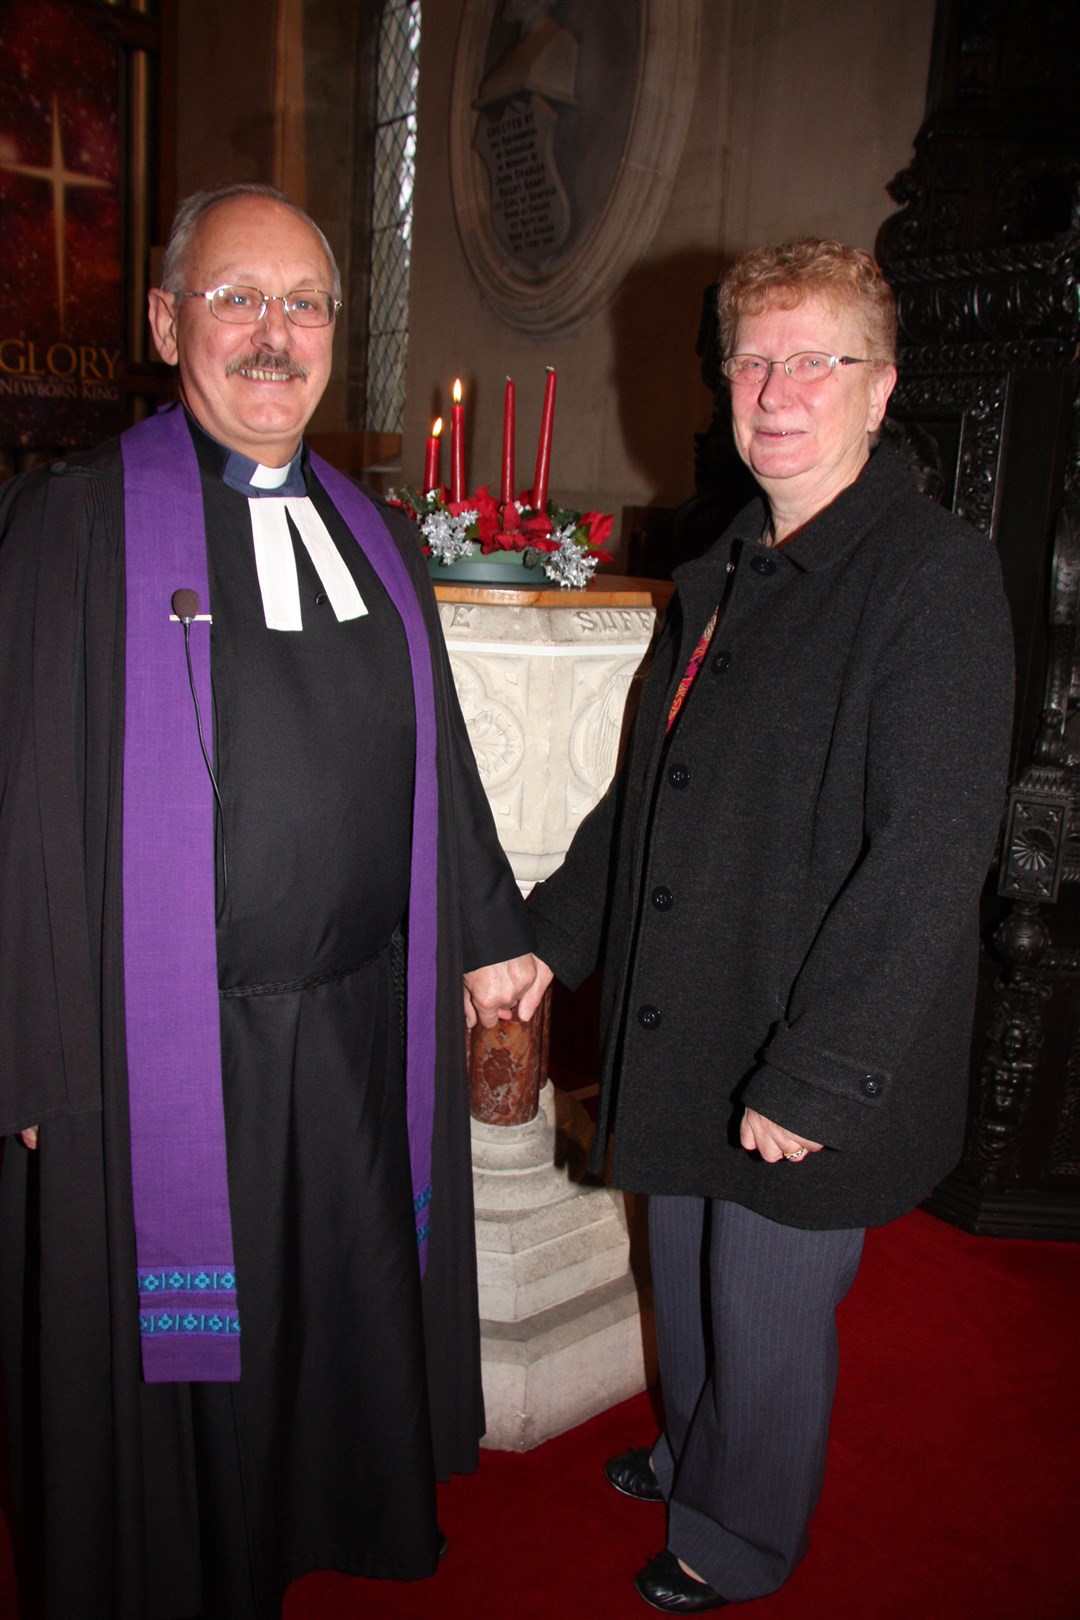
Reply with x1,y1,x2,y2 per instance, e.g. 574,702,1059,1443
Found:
861,1076,882,1097
712,649,731,673
314,591,328,604
651,885,673,911
668,762,691,789
751,555,777,575
637,1004,662,1030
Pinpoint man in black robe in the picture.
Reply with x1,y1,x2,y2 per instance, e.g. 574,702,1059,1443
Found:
0,182,535,1620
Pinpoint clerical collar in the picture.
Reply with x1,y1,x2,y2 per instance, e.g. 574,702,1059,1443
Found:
222,446,307,499
183,408,308,498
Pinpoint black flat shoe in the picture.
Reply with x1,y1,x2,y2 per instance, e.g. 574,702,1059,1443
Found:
437,1528,449,1560
604,1446,664,1502
635,1549,729,1613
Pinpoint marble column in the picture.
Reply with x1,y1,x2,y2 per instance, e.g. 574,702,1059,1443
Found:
437,577,668,1449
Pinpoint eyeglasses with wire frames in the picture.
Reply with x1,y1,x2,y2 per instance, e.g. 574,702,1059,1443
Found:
176,284,342,329
721,352,876,387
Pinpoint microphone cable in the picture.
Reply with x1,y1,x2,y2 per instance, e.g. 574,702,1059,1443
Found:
172,591,229,916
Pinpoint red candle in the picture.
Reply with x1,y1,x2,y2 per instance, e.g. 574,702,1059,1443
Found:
424,416,442,493
531,366,557,513
500,376,515,504
450,378,465,503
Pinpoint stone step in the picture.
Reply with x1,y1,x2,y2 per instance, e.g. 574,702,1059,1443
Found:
474,1180,628,1251
478,1198,631,1321
479,1273,655,1451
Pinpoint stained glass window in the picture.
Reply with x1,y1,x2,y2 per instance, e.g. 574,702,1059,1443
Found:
366,0,420,434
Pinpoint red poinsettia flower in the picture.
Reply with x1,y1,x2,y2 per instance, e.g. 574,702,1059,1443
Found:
521,511,554,541
582,511,614,552
461,486,499,550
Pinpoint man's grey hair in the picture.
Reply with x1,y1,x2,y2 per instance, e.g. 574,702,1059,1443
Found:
159,182,342,302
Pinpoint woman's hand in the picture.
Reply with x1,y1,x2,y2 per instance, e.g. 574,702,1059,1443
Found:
740,1108,822,1163
517,956,553,1022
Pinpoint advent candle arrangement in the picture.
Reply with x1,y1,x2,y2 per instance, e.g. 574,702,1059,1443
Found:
392,366,612,590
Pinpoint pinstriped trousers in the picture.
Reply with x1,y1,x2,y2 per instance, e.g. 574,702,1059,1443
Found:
648,1196,864,1602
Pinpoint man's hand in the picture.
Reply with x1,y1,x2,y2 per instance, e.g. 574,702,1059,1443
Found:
739,1107,822,1164
463,954,539,1029
20,1126,39,1150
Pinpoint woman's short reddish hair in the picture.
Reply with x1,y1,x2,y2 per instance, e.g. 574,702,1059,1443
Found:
717,238,897,363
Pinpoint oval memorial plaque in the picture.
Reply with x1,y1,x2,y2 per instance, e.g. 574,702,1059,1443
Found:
450,0,702,334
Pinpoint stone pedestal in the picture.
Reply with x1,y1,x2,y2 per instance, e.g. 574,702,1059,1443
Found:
472,1083,654,1451
436,578,669,1450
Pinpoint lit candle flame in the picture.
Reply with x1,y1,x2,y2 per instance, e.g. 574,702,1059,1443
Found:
453,377,462,404
432,417,443,437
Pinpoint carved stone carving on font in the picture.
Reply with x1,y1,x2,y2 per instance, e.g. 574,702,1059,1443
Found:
568,659,638,803
451,656,528,797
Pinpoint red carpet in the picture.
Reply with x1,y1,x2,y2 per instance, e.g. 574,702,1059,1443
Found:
3,1209,1077,1618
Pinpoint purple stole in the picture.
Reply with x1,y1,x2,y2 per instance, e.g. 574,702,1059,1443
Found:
121,404,438,1383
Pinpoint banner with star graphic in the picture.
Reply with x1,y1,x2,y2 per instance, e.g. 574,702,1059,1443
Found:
0,0,124,447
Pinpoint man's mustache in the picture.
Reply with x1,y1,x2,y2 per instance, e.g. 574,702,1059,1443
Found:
225,353,310,380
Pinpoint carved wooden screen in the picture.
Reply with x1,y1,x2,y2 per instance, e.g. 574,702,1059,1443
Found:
876,0,1080,1238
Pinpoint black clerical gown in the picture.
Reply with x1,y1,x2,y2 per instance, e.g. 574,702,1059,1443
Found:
0,429,531,1620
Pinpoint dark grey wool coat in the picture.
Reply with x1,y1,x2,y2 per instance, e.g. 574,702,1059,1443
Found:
528,445,1015,1229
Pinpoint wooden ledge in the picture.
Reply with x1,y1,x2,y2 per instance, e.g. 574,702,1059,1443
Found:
433,573,674,609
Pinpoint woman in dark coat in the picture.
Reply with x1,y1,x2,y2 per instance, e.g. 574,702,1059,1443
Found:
522,240,1015,1612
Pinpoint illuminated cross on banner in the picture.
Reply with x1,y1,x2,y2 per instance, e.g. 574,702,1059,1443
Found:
0,94,112,329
